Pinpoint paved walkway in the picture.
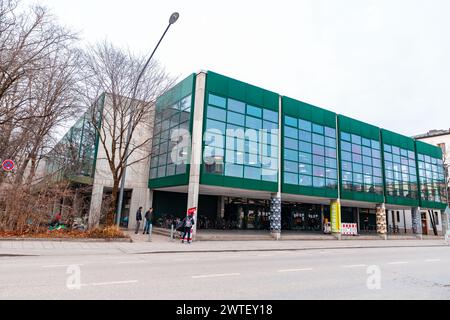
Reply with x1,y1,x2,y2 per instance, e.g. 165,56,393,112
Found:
0,232,448,257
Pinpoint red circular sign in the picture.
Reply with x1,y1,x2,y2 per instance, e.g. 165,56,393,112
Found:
2,159,15,171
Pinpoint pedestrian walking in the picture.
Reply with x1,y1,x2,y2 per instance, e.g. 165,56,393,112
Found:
143,208,153,234
181,213,195,244
135,207,143,234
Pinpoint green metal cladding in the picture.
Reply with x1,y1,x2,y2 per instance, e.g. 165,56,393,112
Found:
381,129,420,207
281,96,338,199
148,73,196,189
200,71,279,192
338,115,384,204
415,140,447,210
205,71,279,112
145,70,447,210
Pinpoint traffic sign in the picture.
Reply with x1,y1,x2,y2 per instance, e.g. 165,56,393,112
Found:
2,159,15,172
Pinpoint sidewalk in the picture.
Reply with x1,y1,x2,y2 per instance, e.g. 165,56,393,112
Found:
0,232,448,257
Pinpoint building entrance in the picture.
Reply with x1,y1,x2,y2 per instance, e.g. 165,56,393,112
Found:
281,203,325,232
223,198,270,230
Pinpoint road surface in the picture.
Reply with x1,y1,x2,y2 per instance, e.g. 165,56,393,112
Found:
1,245,449,299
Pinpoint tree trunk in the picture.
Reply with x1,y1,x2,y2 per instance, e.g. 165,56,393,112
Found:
107,179,120,226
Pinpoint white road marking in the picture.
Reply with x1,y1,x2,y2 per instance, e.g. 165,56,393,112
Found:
388,261,409,265
192,273,240,279
117,261,146,264
341,264,368,268
277,268,313,273
425,259,441,262
42,264,84,268
82,280,138,287
257,254,273,257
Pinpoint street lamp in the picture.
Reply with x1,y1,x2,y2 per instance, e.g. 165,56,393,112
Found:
116,12,180,226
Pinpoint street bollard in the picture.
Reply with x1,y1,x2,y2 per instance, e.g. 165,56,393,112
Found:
148,224,152,242
170,225,174,241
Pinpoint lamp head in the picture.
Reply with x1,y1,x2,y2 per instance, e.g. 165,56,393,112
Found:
169,12,179,25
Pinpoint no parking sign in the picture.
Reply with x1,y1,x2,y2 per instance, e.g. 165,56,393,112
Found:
2,159,15,172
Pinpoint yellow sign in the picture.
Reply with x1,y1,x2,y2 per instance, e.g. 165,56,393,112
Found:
331,200,341,233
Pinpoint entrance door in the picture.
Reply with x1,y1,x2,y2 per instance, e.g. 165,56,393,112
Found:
421,212,428,235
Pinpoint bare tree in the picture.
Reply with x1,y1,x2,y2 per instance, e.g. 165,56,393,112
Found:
80,41,174,227
0,0,80,185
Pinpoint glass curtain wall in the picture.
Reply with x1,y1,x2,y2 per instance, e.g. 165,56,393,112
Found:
383,145,418,199
417,154,446,203
340,132,383,194
283,116,338,189
203,93,279,183
149,95,192,180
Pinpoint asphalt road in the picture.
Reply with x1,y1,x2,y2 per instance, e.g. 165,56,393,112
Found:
0,246,449,300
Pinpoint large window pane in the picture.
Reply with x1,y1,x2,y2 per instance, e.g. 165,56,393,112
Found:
227,111,245,126
228,99,245,113
207,106,226,121
225,164,243,178
209,94,226,108
263,109,278,123
299,119,311,131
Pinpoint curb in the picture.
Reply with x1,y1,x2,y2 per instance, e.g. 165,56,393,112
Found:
133,243,449,255
0,237,133,243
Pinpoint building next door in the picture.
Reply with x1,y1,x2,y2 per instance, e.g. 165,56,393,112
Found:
421,212,428,235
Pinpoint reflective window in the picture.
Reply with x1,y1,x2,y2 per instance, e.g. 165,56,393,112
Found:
209,94,226,108
384,143,419,199
150,94,192,180
203,94,279,183
339,131,382,195
283,116,337,189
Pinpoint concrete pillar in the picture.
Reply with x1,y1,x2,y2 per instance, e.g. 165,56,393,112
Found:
128,187,149,231
330,199,341,239
270,192,282,240
186,72,206,240
356,207,360,233
376,203,387,239
411,207,422,239
88,184,104,229
217,196,225,221
320,205,324,232
442,209,449,235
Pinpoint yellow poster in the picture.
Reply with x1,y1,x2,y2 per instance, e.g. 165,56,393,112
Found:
331,200,341,233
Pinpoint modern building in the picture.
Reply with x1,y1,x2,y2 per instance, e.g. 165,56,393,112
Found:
44,71,449,238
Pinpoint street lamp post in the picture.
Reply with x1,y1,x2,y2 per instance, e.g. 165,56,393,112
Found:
116,12,179,227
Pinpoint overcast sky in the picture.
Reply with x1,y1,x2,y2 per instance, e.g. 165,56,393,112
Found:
23,0,450,137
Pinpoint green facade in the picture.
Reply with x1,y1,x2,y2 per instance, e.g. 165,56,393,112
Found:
148,74,196,189
46,96,103,185
281,97,338,199
415,141,447,210
200,71,279,192
338,115,384,204
144,70,447,210
381,129,419,207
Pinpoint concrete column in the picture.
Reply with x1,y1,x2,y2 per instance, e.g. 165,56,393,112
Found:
88,184,104,229
356,207,360,233
270,192,282,240
330,199,341,239
411,207,422,239
128,187,149,231
442,209,449,235
376,203,387,239
217,196,225,220
321,205,324,232
186,72,206,240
